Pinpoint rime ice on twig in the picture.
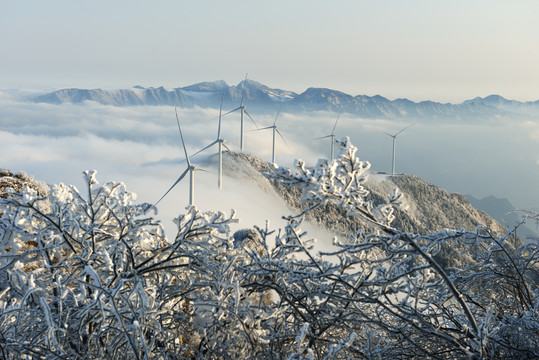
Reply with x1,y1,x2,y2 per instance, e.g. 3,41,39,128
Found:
268,136,407,231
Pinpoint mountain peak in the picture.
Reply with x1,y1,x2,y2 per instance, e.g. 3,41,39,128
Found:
181,80,229,92
483,94,508,102
463,94,512,105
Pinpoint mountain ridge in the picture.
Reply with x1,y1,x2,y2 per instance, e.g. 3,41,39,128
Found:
221,151,507,236
32,80,539,121
219,150,523,270
465,194,536,242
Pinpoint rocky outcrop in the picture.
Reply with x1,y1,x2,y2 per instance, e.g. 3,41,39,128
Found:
0,169,49,200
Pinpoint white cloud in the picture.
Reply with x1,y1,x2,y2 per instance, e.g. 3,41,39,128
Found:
1,95,538,239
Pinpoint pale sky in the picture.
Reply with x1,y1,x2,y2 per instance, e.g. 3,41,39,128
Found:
1,0,539,102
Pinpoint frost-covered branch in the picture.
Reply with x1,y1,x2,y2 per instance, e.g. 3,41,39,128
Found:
267,137,406,231
0,156,537,359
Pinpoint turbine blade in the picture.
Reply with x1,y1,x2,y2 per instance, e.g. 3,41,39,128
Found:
331,109,343,135
222,142,231,151
155,168,189,206
195,167,216,175
217,95,223,139
244,110,258,128
175,107,191,167
191,140,218,157
395,123,414,137
273,103,283,126
384,132,396,138
248,126,273,132
221,107,241,117
313,134,332,140
276,128,288,146
240,73,248,107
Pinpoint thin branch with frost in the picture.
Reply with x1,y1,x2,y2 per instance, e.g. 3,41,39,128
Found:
0,140,537,359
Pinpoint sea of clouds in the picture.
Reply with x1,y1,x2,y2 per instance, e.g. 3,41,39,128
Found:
1,89,538,241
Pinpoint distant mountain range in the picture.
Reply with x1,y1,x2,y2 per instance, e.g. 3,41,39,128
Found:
465,194,536,242
33,80,539,120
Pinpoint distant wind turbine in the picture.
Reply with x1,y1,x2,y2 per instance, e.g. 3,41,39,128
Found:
222,74,258,151
314,110,342,161
252,104,287,164
191,96,229,189
385,124,413,177
155,108,209,206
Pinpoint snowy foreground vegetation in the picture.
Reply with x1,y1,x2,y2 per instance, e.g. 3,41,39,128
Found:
0,139,538,359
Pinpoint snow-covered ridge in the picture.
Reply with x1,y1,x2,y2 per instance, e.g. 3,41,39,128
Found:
225,151,506,238
32,80,539,120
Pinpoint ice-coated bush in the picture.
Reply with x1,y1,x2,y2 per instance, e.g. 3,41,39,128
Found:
0,140,537,359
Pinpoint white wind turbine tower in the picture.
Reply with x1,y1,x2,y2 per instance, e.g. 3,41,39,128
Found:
222,74,258,151
191,97,229,189
385,123,413,177
155,108,209,206
314,110,342,161
253,104,287,164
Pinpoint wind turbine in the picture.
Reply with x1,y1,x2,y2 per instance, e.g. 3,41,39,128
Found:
191,96,229,189
385,124,413,177
314,110,342,161
222,74,258,151
253,104,287,164
155,108,208,206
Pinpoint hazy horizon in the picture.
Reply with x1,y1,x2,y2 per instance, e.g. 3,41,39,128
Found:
2,1,539,103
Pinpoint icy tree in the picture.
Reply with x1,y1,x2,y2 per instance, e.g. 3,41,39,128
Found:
0,171,240,358
260,137,538,358
0,139,537,359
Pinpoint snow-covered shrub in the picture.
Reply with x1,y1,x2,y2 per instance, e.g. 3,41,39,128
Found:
0,139,537,359
0,171,237,359
264,137,539,359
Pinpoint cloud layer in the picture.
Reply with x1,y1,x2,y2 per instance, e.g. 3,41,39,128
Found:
1,91,538,240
